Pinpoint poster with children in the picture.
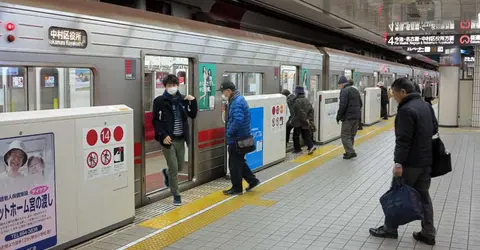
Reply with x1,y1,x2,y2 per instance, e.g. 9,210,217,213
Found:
0,133,57,250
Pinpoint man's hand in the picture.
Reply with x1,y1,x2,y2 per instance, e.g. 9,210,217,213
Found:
163,136,172,145
184,95,195,101
392,163,403,177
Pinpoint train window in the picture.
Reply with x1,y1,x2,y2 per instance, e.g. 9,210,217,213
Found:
329,74,339,90
224,72,242,89
243,73,262,96
281,65,297,93
0,67,92,113
142,55,191,194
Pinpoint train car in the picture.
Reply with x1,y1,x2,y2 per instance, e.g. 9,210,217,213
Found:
0,0,438,208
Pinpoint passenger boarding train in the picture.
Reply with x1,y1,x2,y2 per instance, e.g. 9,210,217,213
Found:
0,0,439,207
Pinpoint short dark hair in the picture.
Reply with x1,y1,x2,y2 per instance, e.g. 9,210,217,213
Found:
281,89,291,96
163,74,179,86
391,77,415,94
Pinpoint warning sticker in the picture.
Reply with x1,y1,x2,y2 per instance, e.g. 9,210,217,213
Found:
271,105,286,133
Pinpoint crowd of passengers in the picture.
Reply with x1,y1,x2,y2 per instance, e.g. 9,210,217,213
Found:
151,74,438,246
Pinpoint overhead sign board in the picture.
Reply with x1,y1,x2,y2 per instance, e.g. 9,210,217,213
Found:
48,26,87,48
387,35,456,46
388,20,455,32
405,46,445,54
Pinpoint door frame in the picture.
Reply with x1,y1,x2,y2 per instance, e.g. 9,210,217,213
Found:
140,50,198,205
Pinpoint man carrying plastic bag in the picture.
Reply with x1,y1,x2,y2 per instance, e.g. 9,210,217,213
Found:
369,78,438,246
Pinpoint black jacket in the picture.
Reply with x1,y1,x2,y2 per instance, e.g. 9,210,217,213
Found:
394,93,438,168
380,86,389,105
152,92,198,147
337,84,362,121
291,93,314,129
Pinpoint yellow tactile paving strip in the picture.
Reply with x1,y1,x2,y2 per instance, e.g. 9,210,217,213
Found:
127,120,396,250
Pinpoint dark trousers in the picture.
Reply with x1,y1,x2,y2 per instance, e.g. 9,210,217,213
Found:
384,167,436,240
286,124,293,146
381,104,388,119
228,144,258,192
293,127,314,151
341,120,359,154
358,110,363,129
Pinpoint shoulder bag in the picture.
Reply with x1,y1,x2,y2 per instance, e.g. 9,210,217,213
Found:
236,136,256,155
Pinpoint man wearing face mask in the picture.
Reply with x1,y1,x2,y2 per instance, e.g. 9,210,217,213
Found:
219,81,260,195
152,74,198,206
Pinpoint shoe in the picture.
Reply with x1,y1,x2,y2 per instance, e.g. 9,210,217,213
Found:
343,153,357,159
307,147,316,155
293,150,302,154
246,180,260,192
173,195,182,206
369,226,398,239
223,188,243,196
383,117,388,120
358,126,363,130
162,169,169,187
413,232,435,245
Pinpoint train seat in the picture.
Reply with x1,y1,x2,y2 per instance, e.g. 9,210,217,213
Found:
144,112,155,142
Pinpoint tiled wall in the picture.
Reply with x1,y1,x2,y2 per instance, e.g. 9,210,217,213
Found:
472,46,480,127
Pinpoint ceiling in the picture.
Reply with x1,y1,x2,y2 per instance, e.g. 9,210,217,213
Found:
240,0,480,65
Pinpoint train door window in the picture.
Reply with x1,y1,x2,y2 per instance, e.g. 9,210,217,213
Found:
281,65,297,93
143,55,191,194
344,69,353,80
330,74,339,90
0,67,28,113
243,73,262,96
223,72,242,90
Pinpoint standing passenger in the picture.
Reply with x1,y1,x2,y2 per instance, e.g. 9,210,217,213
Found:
291,86,316,155
219,81,260,195
153,74,198,206
423,81,433,105
349,79,364,130
281,89,296,147
369,78,437,246
336,76,362,159
377,82,389,120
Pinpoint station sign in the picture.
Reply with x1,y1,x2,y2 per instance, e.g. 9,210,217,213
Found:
387,35,456,46
388,20,455,32
464,57,475,63
48,26,87,49
405,46,446,54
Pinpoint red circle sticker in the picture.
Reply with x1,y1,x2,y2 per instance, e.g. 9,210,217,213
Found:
87,152,98,169
101,149,112,165
271,106,276,115
114,126,124,142
86,129,98,146
100,128,111,144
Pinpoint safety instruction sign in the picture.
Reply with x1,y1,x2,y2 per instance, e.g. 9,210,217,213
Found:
270,104,285,133
0,133,57,250
325,97,339,118
83,125,126,181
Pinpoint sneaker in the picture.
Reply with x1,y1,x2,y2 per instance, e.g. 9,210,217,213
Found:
173,195,182,206
369,226,398,239
223,188,243,196
307,147,316,155
246,179,260,192
162,169,169,187
413,232,435,245
343,153,357,159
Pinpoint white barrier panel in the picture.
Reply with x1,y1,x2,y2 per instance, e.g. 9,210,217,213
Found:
317,90,341,144
0,105,134,250
364,87,381,125
389,97,398,116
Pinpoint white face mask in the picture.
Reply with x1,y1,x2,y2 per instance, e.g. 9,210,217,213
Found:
221,94,228,101
167,87,178,95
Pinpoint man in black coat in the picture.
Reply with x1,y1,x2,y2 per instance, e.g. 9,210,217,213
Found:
152,74,198,206
369,78,438,246
336,76,362,159
377,82,389,120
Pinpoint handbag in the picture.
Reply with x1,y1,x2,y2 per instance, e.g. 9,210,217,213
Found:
236,135,256,154
380,177,424,228
431,134,452,178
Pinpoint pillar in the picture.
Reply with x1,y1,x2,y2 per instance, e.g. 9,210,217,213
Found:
472,46,480,127
438,66,460,127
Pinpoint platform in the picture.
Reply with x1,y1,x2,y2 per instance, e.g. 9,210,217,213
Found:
69,105,479,250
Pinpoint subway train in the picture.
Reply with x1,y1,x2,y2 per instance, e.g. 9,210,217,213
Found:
0,0,439,207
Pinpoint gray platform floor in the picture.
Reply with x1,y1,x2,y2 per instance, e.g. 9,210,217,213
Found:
165,129,480,250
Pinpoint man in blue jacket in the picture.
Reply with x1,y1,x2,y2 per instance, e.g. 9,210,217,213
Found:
219,81,260,195
152,74,198,206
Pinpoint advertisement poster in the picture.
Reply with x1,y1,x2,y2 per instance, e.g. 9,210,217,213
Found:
198,63,216,111
83,125,126,181
246,107,263,171
155,72,169,89
44,76,55,88
270,104,285,133
0,133,57,250
75,69,91,90
12,77,24,89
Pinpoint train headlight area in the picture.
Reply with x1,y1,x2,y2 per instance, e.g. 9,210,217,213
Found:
0,1,451,250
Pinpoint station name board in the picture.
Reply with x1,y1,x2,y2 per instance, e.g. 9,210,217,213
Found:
48,26,87,49
388,19,480,32
387,34,480,47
